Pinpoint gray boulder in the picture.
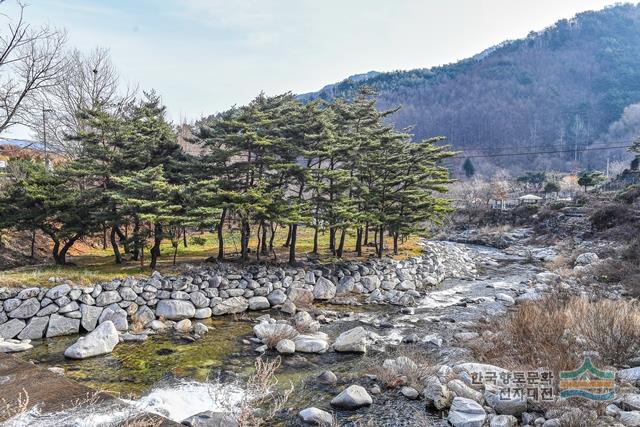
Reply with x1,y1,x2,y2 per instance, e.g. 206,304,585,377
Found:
313,277,336,300
47,313,80,337
17,317,49,340
64,321,119,359
447,397,486,427
80,304,104,331
333,326,377,353
46,284,71,300
181,410,238,427
133,305,155,327
267,289,287,305
8,298,40,319
298,407,333,425
156,299,196,320
212,297,248,315
98,305,129,331
485,391,527,416
330,385,373,410
294,334,329,353
575,252,599,266
248,296,270,310
490,415,518,427
96,291,122,306
288,288,314,306
0,318,26,339
276,339,295,354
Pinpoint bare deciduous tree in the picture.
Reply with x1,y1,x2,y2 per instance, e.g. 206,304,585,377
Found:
0,1,67,134
32,46,137,157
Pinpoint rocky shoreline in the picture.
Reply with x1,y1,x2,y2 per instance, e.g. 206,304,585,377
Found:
0,241,477,353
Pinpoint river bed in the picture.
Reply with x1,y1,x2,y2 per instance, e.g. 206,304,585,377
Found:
11,244,544,426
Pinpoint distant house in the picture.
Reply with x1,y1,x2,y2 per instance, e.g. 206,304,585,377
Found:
519,194,543,205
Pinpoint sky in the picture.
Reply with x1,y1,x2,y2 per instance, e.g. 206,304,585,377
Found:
3,0,623,139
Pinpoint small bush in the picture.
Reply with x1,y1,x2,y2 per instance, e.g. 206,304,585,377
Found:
589,203,633,231
262,324,298,349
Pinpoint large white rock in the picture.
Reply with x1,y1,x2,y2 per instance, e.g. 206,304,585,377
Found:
490,415,518,427
211,297,249,315
313,277,336,300
8,298,40,319
294,334,329,353
330,385,373,410
298,407,333,425
447,397,486,427
156,299,196,320
0,341,33,353
333,326,377,353
64,321,119,359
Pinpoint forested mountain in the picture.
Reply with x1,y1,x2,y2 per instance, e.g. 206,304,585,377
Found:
300,3,640,174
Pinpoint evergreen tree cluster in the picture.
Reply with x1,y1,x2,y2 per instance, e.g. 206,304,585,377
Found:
0,89,454,268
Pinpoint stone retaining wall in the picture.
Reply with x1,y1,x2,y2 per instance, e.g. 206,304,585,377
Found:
0,241,477,341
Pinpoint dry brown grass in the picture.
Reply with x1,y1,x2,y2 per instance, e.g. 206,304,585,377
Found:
472,296,640,374
367,346,435,391
0,389,30,422
237,356,294,427
259,324,298,349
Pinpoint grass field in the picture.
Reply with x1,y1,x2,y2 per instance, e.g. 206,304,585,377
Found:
0,226,423,287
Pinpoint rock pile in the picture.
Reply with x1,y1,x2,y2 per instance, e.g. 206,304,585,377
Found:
0,242,478,346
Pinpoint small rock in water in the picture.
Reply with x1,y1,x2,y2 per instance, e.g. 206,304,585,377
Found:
181,410,238,427
330,385,373,410
370,384,381,395
47,366,65,375
298,407,333,426
276,339,295,354
0,340,33,353
255,344,267,353
174,319,192,334
193,322,209,335
316,370,337,385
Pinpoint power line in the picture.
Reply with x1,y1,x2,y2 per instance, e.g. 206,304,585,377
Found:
457,144,633,159
443,139,638,154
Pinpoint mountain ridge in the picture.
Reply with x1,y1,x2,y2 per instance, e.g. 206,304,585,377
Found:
300,3,640,173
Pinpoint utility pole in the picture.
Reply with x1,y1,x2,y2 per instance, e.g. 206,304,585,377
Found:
42,107,53,173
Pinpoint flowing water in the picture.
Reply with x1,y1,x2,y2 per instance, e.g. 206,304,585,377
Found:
10,244,542,426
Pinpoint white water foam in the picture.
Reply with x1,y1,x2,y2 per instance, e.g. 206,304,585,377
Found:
3,379,246,427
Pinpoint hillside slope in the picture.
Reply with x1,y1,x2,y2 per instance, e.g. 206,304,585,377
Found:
301,4,640,173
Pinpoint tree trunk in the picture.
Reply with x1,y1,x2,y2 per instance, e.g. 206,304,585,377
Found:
284,224,292,247
30,229,36,258
336,228,346,258
393,232,399,255
377,226,384,258
114,226,129,255
355,227,362,256
110,226,123,264
256,221,262,261
131,218,140,261
52,238,62,265
173,244,178,266
312,226,319,255
288,223,298,265
217,208,227,261
269,223,276,253
240,220,250,262
102,223,107,250
329,227,336,254
364,222,369,245
183,227,188,248
149,223,162,270
260,221,268,256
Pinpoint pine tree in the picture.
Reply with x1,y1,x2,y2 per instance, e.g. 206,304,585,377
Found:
463,158,475,178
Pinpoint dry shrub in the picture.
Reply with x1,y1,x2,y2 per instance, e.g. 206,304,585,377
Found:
571,298,640,365
473,296,640,374
237,356,294,427
129,316,145,334
261,324,298,349
0,389,29,422
546,254,572,272
368,346,434,391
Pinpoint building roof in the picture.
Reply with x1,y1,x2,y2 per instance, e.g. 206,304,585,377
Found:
519,194,543,200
